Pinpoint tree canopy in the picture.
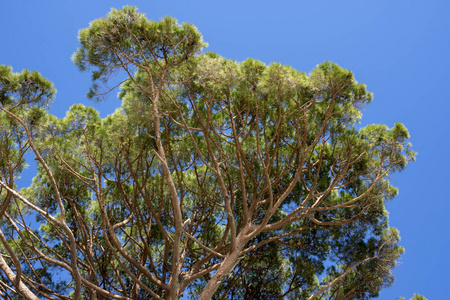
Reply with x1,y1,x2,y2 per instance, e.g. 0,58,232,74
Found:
397,294,428,300
0,6,415,300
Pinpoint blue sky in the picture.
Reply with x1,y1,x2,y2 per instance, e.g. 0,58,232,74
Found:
1,1,449,298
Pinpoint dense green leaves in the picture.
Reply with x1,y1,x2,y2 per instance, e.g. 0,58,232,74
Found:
0,6,415,300
73,5,205,101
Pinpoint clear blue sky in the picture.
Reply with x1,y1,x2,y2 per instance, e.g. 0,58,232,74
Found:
2,1,448,299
